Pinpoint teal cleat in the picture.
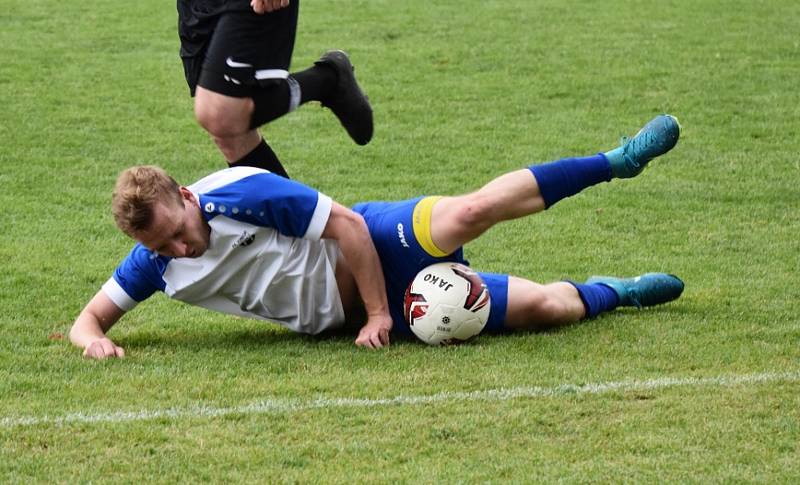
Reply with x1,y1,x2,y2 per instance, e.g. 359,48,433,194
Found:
607,114,681,178
586,273,684,309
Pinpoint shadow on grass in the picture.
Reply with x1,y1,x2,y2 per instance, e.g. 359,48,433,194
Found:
114,305,691,354
117,322,422,354
120,324,310,352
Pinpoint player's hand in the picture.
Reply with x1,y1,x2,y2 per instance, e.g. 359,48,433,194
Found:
83,337,125,360
355,315,393,349
250,0,289,14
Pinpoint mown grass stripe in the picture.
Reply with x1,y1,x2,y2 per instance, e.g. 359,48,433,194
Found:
4,371,798,428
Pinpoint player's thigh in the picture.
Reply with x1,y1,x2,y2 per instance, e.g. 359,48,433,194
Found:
429,194,496,255
199,5,299,98
177,0,222,95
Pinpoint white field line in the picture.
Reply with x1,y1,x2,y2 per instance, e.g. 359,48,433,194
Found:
3,371,799,428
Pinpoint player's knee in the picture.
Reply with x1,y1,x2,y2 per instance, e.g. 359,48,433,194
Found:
195,103,233,138
524,291,570,322
194,97,250,138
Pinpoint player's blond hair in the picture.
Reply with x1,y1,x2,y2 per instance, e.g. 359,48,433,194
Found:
112,166,182,237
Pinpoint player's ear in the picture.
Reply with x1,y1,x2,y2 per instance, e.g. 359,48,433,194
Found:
179,186,196,205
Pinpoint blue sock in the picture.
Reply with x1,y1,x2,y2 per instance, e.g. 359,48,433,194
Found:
572,283,620,319
528,154,612,209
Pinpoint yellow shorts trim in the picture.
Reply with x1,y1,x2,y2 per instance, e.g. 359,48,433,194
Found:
412,196,449,257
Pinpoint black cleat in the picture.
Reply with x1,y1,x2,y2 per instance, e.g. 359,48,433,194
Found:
315,50,373,145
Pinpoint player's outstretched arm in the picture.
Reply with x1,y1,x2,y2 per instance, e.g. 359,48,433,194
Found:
69,290,126,359
322,203,393,349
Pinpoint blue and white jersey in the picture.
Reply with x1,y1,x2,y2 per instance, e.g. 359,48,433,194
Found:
101,167,345,335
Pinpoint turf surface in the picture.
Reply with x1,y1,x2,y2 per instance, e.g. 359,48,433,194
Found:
1,0,799,481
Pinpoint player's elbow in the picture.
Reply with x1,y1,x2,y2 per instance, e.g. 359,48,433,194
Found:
344,210,368,235
323,204,368,241
347,211,374,247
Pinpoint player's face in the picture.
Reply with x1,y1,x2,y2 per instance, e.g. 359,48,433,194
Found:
135,189,210,259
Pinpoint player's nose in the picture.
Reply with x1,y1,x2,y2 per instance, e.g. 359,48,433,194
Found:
171,240,190,258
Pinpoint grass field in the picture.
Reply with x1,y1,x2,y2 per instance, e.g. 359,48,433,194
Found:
2,0,800,481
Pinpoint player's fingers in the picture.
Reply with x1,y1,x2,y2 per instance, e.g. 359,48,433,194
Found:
115,346,126,358
356,333,377,349
100,340,117,357
84,342,99,359
269,0,288,12
251,0,265,14
369,333,384,349
85,343,106,360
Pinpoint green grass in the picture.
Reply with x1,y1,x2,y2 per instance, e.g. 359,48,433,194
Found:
2,0,800,481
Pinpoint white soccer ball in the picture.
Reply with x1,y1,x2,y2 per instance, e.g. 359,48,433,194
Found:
403,262,491,346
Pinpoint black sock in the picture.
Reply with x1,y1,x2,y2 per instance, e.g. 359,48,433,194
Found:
249,81,292,129
249,64,337,129
228,138,289,179
292,63,337,103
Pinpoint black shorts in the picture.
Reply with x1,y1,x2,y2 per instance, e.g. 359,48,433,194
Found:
177,0,299,97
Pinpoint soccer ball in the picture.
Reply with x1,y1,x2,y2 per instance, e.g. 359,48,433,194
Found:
403,262,491,345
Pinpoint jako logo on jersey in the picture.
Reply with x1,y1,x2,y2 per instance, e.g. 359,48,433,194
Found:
232,231,255,249
397,223,410,248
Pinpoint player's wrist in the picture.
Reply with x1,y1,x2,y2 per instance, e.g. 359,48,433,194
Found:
366,312,393,328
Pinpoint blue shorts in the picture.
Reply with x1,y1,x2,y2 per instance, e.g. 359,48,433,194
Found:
352,197,510,336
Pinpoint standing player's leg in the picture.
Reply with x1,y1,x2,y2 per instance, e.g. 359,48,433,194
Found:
193,93,276,171
426,115,681,256
192,4,372,176
177,2,288,175
191,2,297,176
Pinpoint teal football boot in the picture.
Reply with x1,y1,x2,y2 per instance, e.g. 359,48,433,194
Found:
586,273,684,309
607,115,681,178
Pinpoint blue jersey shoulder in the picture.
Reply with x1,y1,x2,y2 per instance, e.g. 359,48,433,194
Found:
198,172,322,238
113,243,169,302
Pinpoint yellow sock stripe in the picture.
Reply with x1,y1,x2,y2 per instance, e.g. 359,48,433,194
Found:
412,196,449,257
